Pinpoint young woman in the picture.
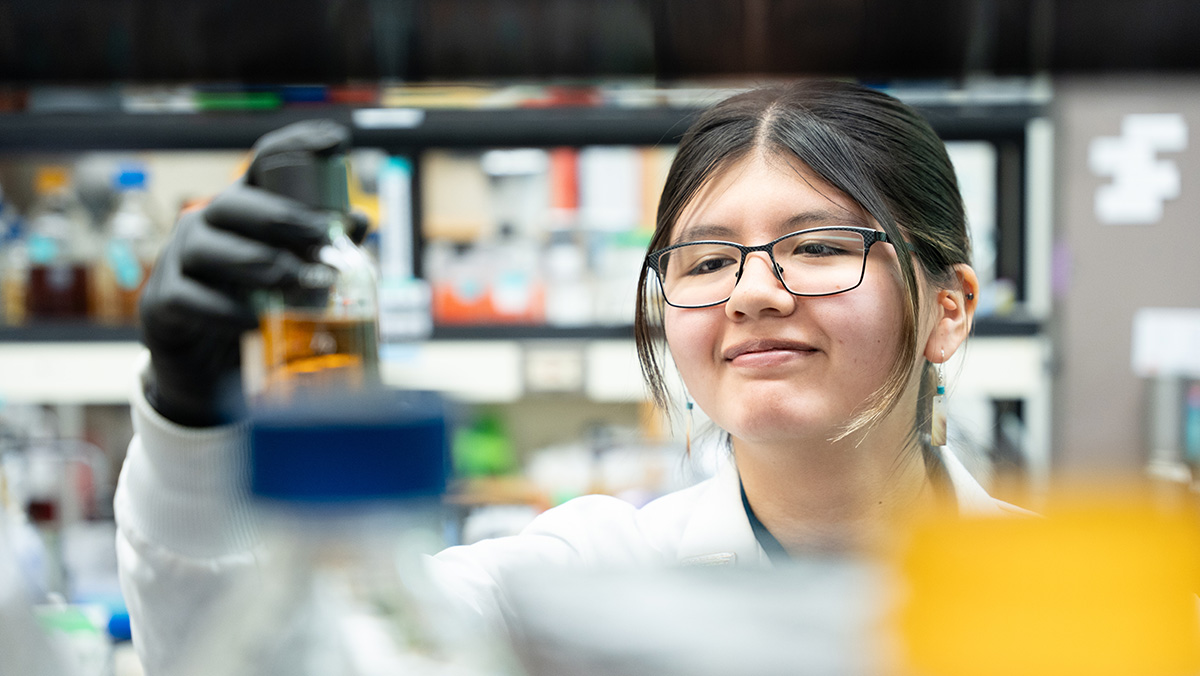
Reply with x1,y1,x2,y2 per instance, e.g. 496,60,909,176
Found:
115,80,1026,675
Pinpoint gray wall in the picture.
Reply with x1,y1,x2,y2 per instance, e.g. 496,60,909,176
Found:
1052,76,1200,477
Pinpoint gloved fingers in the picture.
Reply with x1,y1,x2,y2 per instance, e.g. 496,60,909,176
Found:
203,183,331,257
179,219,330,292
142,272,260,335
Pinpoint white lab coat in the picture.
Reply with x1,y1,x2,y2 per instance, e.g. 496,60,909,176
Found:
114,372,1025,676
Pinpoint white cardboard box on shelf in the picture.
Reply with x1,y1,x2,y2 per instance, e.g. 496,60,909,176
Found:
0,343,144,405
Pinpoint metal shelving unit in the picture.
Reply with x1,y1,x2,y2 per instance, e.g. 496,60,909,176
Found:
0,105,700,151
0,97,1047,340
0,89,1054,483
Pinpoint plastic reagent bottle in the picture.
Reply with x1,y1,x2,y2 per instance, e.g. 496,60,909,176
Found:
251,127,381,400
96,165,160,324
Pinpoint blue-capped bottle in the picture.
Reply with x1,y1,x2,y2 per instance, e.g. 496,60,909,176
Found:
96,164,162,325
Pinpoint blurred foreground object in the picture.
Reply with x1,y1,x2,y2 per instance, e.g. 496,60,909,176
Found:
503,562,887,676
176,388,511,676
0,514,73,676
893,489,1200,676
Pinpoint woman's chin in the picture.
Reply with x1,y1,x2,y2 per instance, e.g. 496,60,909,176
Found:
724,409,840,447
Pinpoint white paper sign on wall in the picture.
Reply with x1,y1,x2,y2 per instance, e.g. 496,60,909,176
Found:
1088,113,1188,225
1131,307,1200,378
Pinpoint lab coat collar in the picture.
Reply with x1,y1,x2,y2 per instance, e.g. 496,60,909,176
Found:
675,452,769,568
673,446,1007,568
937,446,1009,517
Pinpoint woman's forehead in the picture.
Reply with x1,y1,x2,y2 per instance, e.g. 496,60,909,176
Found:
669,152,873,243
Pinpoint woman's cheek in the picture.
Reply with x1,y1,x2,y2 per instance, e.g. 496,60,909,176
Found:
663,309,719,382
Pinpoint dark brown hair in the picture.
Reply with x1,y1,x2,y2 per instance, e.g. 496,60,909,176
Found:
635,79,970,446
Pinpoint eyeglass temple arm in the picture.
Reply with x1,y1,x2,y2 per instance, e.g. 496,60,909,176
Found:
873,231,915,250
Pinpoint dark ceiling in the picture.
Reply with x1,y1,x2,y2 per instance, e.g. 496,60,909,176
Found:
2,0,1200,83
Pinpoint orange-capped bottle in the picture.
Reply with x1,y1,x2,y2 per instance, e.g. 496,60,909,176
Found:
25,167,93,320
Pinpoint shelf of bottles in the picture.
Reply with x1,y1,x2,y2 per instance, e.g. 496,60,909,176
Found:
0,83,1048,407
0,162,159,334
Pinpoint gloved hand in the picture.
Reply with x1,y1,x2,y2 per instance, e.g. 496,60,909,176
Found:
138,120,358,427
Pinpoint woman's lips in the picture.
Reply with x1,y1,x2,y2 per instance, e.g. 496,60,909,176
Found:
723,340,818,367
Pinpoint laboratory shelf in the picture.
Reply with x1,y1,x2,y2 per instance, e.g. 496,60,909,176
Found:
0,100,1043,152
0,83,1052,487
430,324,636,341
0,341,144,405
431,317,1041,340
0,106,700,152
0,323,140,342
0,316,1038,344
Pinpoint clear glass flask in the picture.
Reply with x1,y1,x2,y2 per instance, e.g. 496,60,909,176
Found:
250,139,381,401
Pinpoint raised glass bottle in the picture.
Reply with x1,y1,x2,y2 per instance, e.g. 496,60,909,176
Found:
251,140,380,401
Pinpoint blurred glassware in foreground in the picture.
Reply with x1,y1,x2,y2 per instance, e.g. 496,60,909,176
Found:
177,389,513,676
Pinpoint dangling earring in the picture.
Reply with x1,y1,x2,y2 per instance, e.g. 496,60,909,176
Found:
931,349,947,447
685,399,695,456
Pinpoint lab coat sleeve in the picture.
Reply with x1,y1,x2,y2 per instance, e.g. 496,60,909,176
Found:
113,372,263,676
113,380,648,671
428,493,675,632
114,357,689,672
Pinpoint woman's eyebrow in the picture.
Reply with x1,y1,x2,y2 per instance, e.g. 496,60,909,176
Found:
673,223,739,243
782,209,869,231
673,209,869,244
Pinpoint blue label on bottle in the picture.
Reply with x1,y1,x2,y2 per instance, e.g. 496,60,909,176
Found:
27,235,58,264
107,240,143,290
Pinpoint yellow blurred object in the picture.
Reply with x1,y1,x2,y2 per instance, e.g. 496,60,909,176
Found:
346,164,380,231
892,491,1200,676
34,166,69,194
380,83,497,108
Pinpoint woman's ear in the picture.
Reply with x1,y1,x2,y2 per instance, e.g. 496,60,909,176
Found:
924,264,980,362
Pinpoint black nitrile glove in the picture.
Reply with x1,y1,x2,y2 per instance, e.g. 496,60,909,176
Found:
139,120,353,427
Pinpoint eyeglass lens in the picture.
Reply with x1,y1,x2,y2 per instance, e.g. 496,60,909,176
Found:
656,229,869,307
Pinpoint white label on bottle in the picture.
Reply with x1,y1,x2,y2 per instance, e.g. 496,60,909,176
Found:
352,108,426,129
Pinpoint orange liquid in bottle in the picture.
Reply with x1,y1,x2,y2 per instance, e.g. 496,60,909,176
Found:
92,261,152,325
259,311,379,399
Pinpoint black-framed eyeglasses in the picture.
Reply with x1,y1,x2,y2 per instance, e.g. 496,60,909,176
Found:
646,226,897,308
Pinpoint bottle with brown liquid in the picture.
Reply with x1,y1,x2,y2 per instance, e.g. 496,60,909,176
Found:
25,167,93,321
251,126,380,401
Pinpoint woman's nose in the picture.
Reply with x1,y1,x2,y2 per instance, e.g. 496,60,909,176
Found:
725,252,795,318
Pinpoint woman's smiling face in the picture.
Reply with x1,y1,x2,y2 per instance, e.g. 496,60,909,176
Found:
663,151,916,446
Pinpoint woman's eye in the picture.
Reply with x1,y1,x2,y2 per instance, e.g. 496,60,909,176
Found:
687,255,738,275
792,239,849,257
